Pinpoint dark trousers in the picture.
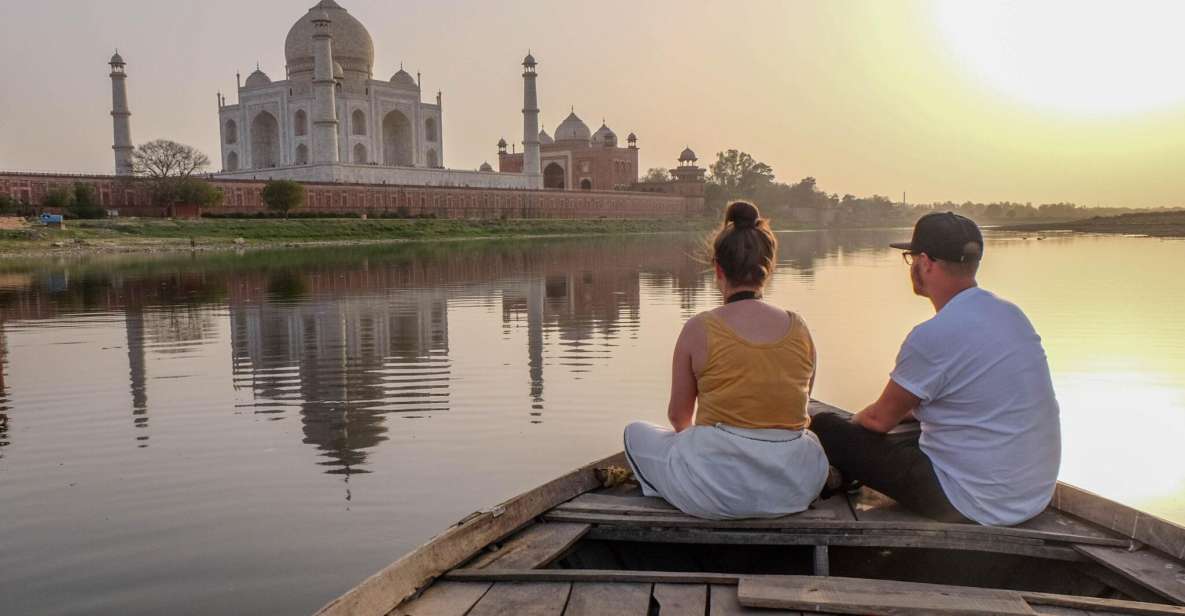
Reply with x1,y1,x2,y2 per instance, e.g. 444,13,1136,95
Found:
811,412,973,524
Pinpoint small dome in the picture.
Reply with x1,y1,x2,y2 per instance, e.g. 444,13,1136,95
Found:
109,52,125,66
479,162,494,172
679,147,698,163
497,137,508,148
591,123,617,146
538,128,554,145
333,61,344,79
627,132,637,141
245,69,272,88
555,111,591,143
390,68,418,89
523,52,537,67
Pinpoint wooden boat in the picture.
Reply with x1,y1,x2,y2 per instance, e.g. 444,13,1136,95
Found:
315,402,1185,615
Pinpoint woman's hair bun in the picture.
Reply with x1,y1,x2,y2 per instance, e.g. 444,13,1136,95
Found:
725,201,760,229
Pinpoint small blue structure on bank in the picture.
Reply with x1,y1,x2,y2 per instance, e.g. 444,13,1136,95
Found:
39,213,65,228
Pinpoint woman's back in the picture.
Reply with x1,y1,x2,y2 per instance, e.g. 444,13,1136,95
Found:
692,302,815,430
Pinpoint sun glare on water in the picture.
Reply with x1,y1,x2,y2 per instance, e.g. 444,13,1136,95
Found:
934,0,1185,117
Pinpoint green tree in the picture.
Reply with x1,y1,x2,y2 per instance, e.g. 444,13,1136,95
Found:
261,180,306,217
43,186,75,209
67,182,106,219
641,167,670,183
168,177,224,207
706,150,775,213
0,194,16,214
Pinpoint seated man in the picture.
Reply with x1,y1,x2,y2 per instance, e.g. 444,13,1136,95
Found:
812,213,1061,526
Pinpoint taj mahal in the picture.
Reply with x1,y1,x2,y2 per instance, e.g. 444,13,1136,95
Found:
199,0,642,191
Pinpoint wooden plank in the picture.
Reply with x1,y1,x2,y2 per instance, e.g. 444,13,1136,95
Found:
563,582,651,616
544,510,1127,547
584,526,1084,561
565,492,678,512
446,568,742,585
465,523,589,570
552,504,838,521
1031,608,1098,616
849,486,933,524
737,576,1037,616
711,584,801,615
810,495,857,522
1056,484,1185,560
652,583,708,616
1019,509,1125,544
1021,589,1185,615
1075,544,1185,605
314,452,624,616
388,581,491,616
467,582,570,616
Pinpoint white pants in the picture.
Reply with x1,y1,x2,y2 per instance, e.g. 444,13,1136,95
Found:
623,421,829,520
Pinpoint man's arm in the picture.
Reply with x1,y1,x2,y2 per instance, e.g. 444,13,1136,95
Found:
854,379,921,433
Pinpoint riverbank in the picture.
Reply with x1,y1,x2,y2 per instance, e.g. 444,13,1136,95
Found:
1002,210,1185,238
0,217,716,257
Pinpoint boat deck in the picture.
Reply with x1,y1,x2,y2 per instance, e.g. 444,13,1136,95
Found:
318,403,1185,616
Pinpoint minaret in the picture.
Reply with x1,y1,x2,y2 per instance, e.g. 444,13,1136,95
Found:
311,11,340,164
109,51,134,176
521,52,542,184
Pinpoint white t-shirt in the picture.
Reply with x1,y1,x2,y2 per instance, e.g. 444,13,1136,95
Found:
890,287,1061,526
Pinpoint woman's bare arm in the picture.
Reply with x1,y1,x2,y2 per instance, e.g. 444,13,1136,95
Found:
667,319,701,432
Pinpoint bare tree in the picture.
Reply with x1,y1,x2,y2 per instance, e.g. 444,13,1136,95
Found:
131,140,213,206
132,139,210,179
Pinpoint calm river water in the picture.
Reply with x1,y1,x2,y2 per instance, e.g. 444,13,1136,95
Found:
1,230,1182,615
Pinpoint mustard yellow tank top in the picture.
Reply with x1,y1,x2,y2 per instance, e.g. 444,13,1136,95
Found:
694,311,815,431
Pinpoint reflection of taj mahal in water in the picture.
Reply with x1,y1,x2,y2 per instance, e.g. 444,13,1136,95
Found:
210,0,643,192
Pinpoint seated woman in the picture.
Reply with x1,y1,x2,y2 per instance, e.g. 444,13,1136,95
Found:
623,201,828,520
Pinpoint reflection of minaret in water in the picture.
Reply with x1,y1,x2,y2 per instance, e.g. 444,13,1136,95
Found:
125,305,149,444
0,325,9,456
527,278,544,421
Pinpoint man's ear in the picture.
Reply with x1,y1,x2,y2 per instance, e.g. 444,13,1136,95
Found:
714,262,725,280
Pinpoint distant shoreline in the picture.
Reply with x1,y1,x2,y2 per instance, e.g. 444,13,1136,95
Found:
1000,210,1185,238
0,217,716,259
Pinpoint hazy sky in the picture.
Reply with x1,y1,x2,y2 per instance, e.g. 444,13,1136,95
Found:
2,0,1183,207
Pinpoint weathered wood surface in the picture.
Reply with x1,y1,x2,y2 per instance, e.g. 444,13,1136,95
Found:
738,576,1038,615
464,522,589,570
711,584,802,615
1055,484,1185,560
811,494,857,522
446,568,742,585
465,582,570,616
563,582,652,616
560,492,679,514
584,526,1084,561
314,452,623,616
1075,544,1185,605
1020,588,1185,615
545,509,1124,548
848,486,928,524
652,583,708,616
387,581,490,616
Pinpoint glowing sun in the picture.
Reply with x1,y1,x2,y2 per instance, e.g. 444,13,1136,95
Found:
934,1,1185,117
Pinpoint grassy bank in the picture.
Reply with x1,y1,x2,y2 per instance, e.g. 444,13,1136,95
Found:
1002,210,1185,238
0,217,716,256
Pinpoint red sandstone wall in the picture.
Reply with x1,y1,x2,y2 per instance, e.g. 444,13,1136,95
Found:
0,172,704,219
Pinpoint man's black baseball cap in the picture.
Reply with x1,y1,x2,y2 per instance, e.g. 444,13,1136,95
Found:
890,212,984,263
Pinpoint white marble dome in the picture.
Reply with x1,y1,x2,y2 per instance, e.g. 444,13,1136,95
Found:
390,68,418,89
285,0,374,80
555,111,591,143
245,69,272,88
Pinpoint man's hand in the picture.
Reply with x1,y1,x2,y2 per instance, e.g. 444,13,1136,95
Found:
854,379,922,433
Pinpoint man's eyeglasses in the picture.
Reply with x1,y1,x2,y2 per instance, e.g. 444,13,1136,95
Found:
902,251,921,265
